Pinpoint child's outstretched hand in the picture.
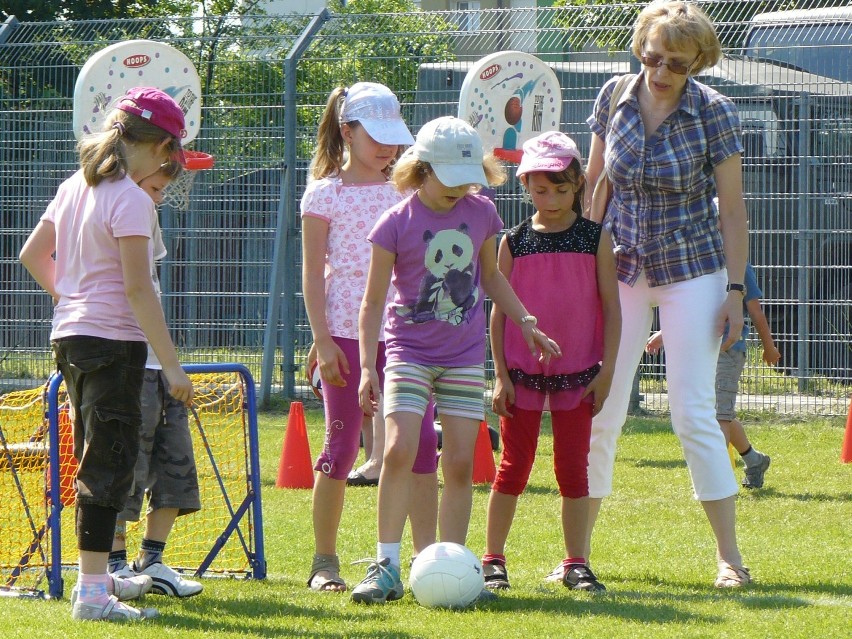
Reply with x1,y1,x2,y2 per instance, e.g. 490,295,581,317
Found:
521,323,561,364
358,367,381,417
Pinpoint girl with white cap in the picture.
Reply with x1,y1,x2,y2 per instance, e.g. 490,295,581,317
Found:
301,82,439,593
353,116,561,604
481,131,620,593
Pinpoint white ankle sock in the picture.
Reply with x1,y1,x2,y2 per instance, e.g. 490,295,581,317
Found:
377,542,401,569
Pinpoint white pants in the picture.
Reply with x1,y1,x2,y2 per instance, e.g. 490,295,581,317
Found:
588,269,738,501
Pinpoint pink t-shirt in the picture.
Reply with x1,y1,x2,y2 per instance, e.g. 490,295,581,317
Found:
43,170,156,342
300,177,404,340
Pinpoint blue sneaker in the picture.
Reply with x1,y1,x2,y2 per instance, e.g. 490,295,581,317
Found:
350,558,403,604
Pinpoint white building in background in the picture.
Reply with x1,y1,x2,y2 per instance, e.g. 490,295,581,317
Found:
263,1,327,14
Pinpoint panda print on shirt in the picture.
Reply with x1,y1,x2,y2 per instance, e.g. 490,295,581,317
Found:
397,224,479,326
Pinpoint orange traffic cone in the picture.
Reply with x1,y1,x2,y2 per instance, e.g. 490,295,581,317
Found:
276,401,314,489
472,420,496,484
841,396,852,464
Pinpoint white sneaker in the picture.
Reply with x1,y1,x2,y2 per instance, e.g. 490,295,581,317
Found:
71,572,152,604
111,573,153,601
110,564,138,579
135,562,203,598
71,595,158,621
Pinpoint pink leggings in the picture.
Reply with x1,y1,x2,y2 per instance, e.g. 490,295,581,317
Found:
492,402,593,498
314,337,438,479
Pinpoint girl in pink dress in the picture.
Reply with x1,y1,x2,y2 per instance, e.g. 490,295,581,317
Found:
482,131,621,593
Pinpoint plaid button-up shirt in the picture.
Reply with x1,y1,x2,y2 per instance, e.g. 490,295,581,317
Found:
588,73,744,287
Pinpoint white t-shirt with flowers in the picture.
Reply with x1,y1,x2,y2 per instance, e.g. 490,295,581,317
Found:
300,177,403,340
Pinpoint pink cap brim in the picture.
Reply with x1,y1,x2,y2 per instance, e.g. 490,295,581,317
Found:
516,156,573,178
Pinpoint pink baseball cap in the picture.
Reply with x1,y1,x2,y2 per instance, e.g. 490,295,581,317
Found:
516,131,582,178
340,82,415,146
115,87,187,164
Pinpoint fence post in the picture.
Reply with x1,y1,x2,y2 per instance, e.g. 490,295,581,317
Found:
260,9,331,408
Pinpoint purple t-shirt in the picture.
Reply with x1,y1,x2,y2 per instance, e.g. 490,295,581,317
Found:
368,191,503,367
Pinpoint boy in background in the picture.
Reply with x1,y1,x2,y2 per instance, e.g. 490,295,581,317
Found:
108,161,204,597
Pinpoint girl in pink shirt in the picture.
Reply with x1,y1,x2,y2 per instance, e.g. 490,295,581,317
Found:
301,82,439,593
20,87,192,622
481,132,620,593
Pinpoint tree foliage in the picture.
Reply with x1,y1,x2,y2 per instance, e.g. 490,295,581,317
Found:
1,1,197,22
551,0,852,53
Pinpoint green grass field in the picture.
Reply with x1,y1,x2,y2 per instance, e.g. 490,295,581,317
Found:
3,406,850,638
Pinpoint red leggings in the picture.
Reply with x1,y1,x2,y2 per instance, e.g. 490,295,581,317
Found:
492,402,592,498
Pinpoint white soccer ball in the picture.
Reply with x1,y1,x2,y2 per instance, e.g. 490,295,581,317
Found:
410,542,484,609
308,360,322,400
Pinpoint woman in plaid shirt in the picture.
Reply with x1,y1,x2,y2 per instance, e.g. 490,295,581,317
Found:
582,1,750,589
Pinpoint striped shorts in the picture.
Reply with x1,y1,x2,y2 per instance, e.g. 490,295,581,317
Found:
384,361,485,421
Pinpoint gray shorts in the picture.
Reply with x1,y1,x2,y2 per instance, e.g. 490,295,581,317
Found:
715,349,746,422
119,369,201,521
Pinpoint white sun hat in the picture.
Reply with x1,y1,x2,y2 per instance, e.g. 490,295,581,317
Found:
339,82,415,146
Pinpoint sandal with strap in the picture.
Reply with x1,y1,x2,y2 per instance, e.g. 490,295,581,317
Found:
308,553,347,592
715,562,751,588
483,562,510,590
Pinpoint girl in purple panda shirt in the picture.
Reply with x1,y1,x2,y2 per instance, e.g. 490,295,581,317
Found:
353,116,561,604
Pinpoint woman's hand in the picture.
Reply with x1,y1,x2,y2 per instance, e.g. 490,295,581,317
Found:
163,365,194,406
719,293,745,351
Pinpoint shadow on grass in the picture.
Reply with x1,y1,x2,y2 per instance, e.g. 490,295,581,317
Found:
633,573,852,599
625,457,687,470
151,583,422,638
741,487,852,503
481,588,721,625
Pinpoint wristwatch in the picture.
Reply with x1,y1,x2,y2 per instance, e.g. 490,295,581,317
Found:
727,283,745,294
520,315,538,326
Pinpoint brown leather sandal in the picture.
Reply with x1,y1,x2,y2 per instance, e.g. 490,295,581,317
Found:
715,562,751,588
308,553,347,592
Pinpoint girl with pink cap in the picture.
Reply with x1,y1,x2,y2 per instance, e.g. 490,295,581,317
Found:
20,87,192,621
481,131,621,593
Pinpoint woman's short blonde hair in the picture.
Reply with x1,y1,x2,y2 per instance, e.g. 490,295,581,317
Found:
631,0,722,74
392,153,507,192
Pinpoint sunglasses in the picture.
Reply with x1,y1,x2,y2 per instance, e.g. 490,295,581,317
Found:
639,52,698,75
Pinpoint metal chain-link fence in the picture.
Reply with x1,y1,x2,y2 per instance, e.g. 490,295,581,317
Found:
2,1,851,414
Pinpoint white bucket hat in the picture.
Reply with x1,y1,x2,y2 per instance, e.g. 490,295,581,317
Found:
340,82,415,146
403,116,487,187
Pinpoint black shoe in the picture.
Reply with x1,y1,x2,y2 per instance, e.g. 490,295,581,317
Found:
563,564,606,592
483,561,510,590
488,425,500,451
346,471,378,487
